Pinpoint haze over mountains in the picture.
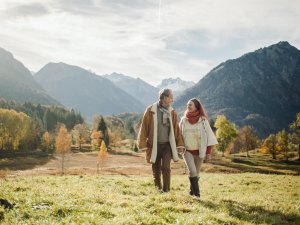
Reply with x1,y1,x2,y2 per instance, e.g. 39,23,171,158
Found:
157,77,195,98
0,41,299,137
174,41,300,137
0,46,194,119
0,47,59,105
34,63,145,118
104,73,195,106
103,72,158,106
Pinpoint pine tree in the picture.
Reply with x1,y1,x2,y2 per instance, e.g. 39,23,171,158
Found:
97,116,110,148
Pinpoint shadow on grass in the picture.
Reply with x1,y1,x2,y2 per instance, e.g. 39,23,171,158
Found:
211,157,300,175
105,169,130,177
201,199,300,225
0,151,55,171
108,149,142,157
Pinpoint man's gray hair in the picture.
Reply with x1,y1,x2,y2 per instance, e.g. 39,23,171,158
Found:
159,88,172,100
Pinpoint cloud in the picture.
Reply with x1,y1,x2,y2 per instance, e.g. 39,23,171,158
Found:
0,2,49,20
0,0,299,86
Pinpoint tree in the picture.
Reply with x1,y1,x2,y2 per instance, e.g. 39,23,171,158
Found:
97,140,109,173
41,132,52,152
90,130,103,151
227,126,259,156
215,115,238,156
261,134,278,159
97,116,110,147
72,124,90,150
0,109,36,151
276,130,289,162
209,118,216,133
55,124,71,175
290,112,300,160
108,129,122,149
239,126,259,157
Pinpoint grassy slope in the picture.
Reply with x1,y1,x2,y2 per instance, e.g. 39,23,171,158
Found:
0,174,299,225
209,151,300,175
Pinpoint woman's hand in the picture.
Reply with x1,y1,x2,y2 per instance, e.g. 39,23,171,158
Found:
204,154,211,163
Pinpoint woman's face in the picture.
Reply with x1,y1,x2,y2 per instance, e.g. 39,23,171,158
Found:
187,100,197,113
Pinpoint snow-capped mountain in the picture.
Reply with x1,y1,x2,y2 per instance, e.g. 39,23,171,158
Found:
157,77,195,99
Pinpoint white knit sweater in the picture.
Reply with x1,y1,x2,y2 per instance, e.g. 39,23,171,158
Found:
180,117,218,158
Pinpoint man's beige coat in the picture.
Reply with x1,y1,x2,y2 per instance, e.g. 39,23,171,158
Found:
137,102,184,163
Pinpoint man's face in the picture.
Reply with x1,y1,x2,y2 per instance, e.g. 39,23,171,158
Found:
162,91,173,107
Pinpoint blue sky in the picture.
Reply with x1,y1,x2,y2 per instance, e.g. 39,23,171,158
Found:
0,0,299,86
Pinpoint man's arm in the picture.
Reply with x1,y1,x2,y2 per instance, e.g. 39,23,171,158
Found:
137,108,150,151
172,110,185,148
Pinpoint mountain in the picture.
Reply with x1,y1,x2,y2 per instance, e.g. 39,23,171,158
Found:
34,63,145,118
174,41,300,137
157,77,195,99
103,72,158,106
0,47,59,105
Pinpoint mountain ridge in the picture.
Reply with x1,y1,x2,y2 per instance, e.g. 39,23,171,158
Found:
103,72,158,106
0,47,60,105
34,63,145,118
174,41,300,137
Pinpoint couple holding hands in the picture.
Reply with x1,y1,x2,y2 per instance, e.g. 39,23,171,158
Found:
137,88,218,197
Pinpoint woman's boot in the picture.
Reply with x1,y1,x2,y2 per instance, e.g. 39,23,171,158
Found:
188,177,194,195
190,176,200,197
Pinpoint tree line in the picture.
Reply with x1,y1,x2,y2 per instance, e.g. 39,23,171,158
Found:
0,99,83,131
1,97,299,162
0,99,84,151
214,112,300,161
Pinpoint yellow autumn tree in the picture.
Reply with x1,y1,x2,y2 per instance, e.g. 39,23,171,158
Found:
261,134,279,159
72,123,90,150
41,131,51,152
55,124,71,175
97,140,109,173
215,115,238,156
91,130,103,151
0,109,33,151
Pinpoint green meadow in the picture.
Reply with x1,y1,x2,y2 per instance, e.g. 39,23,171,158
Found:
0,173,299,225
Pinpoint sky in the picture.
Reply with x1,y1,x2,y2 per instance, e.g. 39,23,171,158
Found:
0,0,299,86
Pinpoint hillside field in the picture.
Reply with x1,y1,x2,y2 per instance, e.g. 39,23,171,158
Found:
0,173,299,225
0,149,300,224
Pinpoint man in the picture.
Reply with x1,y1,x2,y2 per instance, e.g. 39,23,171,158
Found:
137,88,185,192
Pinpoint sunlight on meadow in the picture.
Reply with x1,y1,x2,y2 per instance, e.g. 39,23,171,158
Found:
0,174,299,224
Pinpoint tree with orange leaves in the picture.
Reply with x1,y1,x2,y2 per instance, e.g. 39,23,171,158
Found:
91,130,103,151
97,140,109,174
55,124,71,175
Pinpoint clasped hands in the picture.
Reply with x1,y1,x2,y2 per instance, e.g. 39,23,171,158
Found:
177,147,186,155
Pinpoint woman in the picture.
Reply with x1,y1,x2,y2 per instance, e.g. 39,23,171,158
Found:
179,98,218,197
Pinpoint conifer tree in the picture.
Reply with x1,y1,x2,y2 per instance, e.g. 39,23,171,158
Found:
97,116,110,148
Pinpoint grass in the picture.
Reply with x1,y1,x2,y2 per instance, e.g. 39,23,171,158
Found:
210,151,300,175
0,173,299,225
